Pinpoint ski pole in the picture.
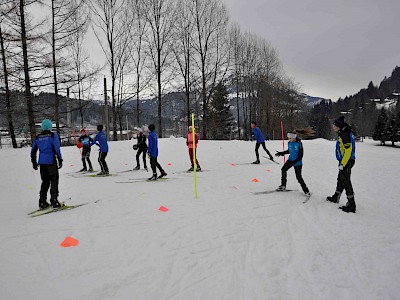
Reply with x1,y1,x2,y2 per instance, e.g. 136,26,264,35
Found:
192,113,198,199
280,120,286,164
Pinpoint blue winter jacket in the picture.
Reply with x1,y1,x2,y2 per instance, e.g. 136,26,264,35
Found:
252,127,265,143
147,131,158,157
91,130,108,152
31,131,63,165
288,140,304,167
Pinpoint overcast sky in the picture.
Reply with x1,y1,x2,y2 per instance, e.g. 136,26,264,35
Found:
224,0,400,100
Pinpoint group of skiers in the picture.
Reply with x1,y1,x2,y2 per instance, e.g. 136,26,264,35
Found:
31,116,356,213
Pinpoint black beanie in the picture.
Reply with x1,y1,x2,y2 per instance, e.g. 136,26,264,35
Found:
333,116,345,128
148,124,155,132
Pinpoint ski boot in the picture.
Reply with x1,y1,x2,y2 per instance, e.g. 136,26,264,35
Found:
187,166,194,172
148,173,157,181
88,168,93,172
197,165,201,171
276,185,286,191
50,199,62,209
158,171,167,179
252,160,260,164
144,167,148,172
97,171,104,176
134,166,140,170
79,167,87,172
339,195,356,213
327,192,341,203
305,192,311,197
39,200,50,209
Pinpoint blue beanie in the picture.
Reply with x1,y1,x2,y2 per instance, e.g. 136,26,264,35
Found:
41,119,53,131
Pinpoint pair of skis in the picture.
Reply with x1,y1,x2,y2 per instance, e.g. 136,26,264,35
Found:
253,189,312,203
28,202,88,217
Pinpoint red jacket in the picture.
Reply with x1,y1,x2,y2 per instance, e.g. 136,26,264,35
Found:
187,133,198,149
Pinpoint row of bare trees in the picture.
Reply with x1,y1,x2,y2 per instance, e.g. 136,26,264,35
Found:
1,0,304,147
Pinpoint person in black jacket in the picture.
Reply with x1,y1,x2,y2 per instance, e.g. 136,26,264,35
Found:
134,128,148,171
30,119,63,209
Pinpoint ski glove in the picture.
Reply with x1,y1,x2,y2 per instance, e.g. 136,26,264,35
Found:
338,164,344,171
57,159,63,169
275,151,284,157
32,162,38,170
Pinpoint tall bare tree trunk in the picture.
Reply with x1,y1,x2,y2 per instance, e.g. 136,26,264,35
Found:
0,25,18,148
19,0,36,141
51,0,60,136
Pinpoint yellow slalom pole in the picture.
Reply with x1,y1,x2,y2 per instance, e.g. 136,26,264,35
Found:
192,113,198,199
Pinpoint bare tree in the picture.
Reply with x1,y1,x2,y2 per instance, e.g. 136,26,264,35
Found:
0,22,18,148
189,0,230,139
142,0,176,137
88,0,132,140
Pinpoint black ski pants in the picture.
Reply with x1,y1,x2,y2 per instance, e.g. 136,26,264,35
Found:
255,142,273,160
39,164,59,201
150,157,164,175
281,161,309,193
136,148,147,168
335,159,355,197
98,152,109,173
81,147,92,170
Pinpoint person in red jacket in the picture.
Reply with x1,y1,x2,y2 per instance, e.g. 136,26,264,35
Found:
186,126,201,171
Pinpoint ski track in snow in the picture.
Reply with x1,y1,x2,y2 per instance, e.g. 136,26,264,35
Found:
0,138,399,299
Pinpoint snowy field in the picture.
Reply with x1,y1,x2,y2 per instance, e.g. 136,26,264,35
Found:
0,137,399,300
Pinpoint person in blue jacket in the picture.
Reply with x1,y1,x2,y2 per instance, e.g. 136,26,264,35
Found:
147,124,167,180
78,129,93,172
251,121,273,164
275,128,314,196
327,116,356,213
30,119,63,209
90,124,109,176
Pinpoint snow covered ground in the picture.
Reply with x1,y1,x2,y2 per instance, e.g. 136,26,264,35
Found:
0,137,399,300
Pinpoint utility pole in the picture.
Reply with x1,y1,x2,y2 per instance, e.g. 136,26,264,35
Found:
66,87,72,144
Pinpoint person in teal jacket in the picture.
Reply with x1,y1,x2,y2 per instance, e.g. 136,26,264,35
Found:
30,119,63,209
275,128,314,196
327,116,356,213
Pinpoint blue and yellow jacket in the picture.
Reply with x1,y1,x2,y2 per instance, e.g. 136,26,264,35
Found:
31,131,62,165
335,125,356,167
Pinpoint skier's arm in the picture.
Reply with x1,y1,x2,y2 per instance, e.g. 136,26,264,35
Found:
90,134,98,147
30,139,38,166
275,149,289,156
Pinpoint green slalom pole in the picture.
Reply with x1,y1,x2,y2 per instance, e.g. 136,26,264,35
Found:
192,113,198,199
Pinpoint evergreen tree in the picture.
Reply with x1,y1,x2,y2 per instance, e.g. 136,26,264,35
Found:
209,82,234,139
373,109,388,144
384,114,397,146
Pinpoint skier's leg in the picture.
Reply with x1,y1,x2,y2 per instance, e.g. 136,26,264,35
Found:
48,164,60,206
81,157,87,170
101,152,109,173
261,142,273,160
87,156,93,170
98,152,105,173
280,161,292,187
136,149,141,168
294,165,309,193
39,165,51,205
255,143,260,161
142,151,147,169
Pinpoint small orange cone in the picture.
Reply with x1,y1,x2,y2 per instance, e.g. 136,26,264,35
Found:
232,186,238,190
69,164,74,167
167,163,172,166
231,164,236,166
159,206,169,212
266,169,271,172
252,178,259,183
60,236,79,247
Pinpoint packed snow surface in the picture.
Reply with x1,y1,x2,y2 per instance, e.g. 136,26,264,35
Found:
0,138,399,299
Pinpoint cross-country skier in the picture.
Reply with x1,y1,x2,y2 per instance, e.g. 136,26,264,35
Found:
275,128,314,197
147,124,167,180
30,119,63,209
78,129,93,172
186,126,201,171
133,128,148,171
90,125,109,176
251,121,274,164
327,116,356,213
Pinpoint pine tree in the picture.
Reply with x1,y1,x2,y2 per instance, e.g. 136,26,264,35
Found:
384,114,397,146
373,109,388,145
209,82,234,139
